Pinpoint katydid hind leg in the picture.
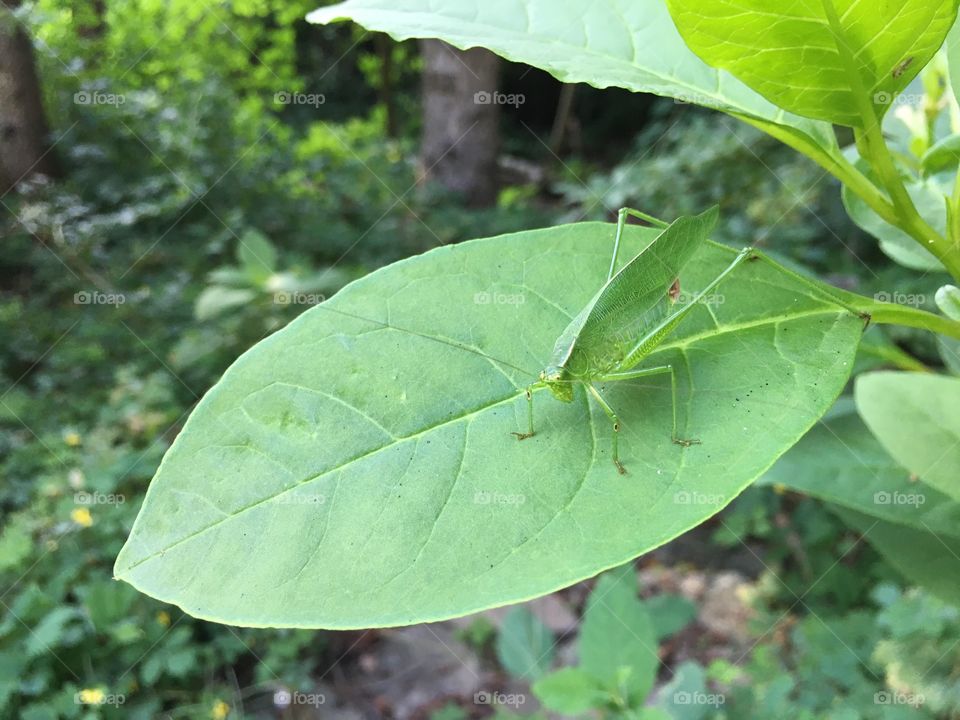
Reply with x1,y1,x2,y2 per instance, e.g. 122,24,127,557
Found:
586,384,626,474
598,365,701,447
607,207,670,281
608,208,628,281
743,248,870,324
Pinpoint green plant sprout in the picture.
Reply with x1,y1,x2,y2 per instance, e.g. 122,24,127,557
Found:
513,206,868,474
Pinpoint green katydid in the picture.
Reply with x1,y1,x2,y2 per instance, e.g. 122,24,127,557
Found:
313,205,866,474
510,205,867,474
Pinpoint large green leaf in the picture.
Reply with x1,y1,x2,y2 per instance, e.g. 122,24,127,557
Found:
307,0,838,155
761,403,960,538
666,0,960,127
115,223,863,628
856,372,960,501
579,569,658,703
836,507,960,606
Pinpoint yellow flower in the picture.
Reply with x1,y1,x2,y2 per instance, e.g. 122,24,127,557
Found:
78,688,105,704
773,483,787,495
156,611,171,627
64,431,82,447
211,699,230,719
71,507,93,527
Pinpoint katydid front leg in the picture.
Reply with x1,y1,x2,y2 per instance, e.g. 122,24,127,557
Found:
608,207,670,280
586,384,626,474
596,365,702,450
511,386,537,440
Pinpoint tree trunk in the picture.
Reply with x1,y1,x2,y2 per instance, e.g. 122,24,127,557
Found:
73,0,106,40
0,0,58,195
418,40,499,207
376,33,398,139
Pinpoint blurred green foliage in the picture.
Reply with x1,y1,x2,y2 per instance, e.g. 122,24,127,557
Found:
3,3,960,717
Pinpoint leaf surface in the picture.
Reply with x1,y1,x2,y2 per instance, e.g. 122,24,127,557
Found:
666,0,959,126
855,372,960,501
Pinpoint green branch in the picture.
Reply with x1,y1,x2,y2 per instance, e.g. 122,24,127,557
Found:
820,0,960,281
855,298,960,341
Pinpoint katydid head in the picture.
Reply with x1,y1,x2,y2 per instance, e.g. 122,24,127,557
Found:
539,365,574,403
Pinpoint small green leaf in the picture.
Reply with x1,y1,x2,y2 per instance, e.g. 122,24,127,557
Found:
666,0,960,127
115,223,864,628
921,133,960,175
237,229,277,282
842,177,947,272
580,569,657,703
936,284,960,320
0,517,32,573
532,667,608,715
645,594,697,642
194,286,257,321
637,710,674,720
79,581,139,631
655,661,713,720
495,607,555,681
856,372,960,501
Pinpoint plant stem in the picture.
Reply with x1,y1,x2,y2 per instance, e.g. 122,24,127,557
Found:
861,300,960,341
735,114,896,221
821,0,960,280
